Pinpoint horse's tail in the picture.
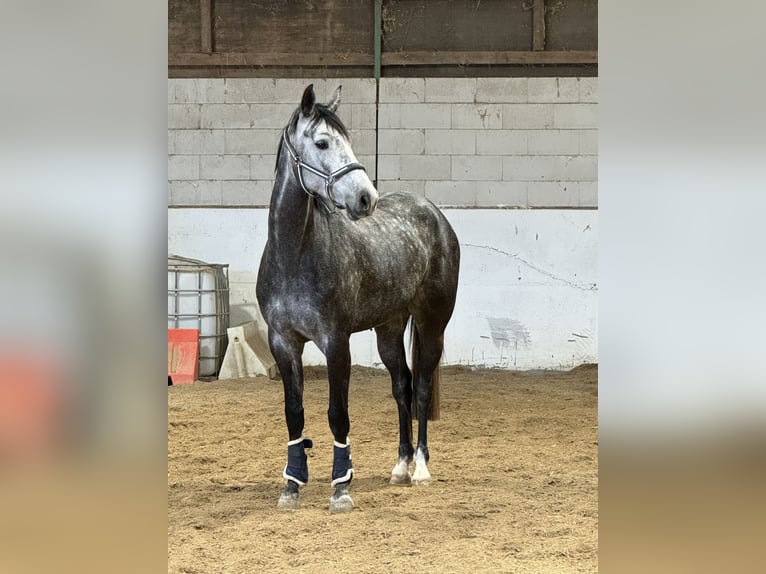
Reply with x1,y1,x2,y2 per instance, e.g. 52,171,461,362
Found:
409,318,441,421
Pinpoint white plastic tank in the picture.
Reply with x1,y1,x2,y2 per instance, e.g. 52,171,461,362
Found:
167,255,230,377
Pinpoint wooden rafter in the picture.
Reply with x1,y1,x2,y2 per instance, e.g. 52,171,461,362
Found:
169,50,597,69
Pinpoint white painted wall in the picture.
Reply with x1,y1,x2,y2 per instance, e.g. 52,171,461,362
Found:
168,207,597,370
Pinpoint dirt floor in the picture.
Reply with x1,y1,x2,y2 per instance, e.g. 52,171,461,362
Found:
168,365,598,574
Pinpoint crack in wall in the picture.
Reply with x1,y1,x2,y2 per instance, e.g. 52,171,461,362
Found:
463,243,597,291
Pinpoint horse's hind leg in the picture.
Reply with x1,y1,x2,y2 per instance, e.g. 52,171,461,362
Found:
375,315,414,485
410,322,446,486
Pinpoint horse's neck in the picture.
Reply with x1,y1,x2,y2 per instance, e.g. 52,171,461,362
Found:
267,151,314,268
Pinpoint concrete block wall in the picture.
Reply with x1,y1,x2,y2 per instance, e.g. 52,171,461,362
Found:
168,77,597,208
168,78,377,207
377,77,597,207
167,77,599,369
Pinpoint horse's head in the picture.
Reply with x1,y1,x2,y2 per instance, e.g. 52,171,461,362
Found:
284,84,378,220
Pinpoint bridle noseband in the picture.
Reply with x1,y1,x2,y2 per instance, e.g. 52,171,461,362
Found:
282,127,366,214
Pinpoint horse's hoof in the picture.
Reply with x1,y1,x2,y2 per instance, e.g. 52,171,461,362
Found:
329,493,354,514
411,466,431,486
329,482,354,514
277,491,300,510
390,472,412,486
390,458,412,486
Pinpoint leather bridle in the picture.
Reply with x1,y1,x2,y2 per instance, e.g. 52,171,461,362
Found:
281,127,366,214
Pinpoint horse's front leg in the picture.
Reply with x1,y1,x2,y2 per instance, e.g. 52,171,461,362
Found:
269,330,309,510
324,335,355,514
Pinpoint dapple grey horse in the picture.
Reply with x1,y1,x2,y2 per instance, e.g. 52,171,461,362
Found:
256,84,460,513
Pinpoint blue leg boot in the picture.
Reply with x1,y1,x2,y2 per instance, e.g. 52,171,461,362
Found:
329,441,354,514
277,436,312,510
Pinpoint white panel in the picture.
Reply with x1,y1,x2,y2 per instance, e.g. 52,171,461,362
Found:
168,208,597,370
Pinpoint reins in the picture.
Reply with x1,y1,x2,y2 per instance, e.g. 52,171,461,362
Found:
281,127,366,215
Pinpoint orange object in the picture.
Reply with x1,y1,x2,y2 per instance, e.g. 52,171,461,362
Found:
168,329,199,384
0,351,62,462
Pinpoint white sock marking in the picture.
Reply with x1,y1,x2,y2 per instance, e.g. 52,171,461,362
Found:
391,457,410,479
411,448,431,484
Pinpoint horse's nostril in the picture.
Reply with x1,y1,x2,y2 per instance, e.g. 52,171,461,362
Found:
359,192,370,212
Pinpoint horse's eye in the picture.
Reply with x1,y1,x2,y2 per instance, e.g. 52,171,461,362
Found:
315,140,329,150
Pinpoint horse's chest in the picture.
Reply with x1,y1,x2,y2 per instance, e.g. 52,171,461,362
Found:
260,285,326,335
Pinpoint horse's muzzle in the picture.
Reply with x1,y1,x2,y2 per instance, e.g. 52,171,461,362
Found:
348,188,378,220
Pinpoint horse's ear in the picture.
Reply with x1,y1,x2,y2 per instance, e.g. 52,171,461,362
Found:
327,85,342,113
301,84,316,116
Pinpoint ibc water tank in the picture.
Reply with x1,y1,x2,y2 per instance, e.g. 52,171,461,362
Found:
167,255,230,377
